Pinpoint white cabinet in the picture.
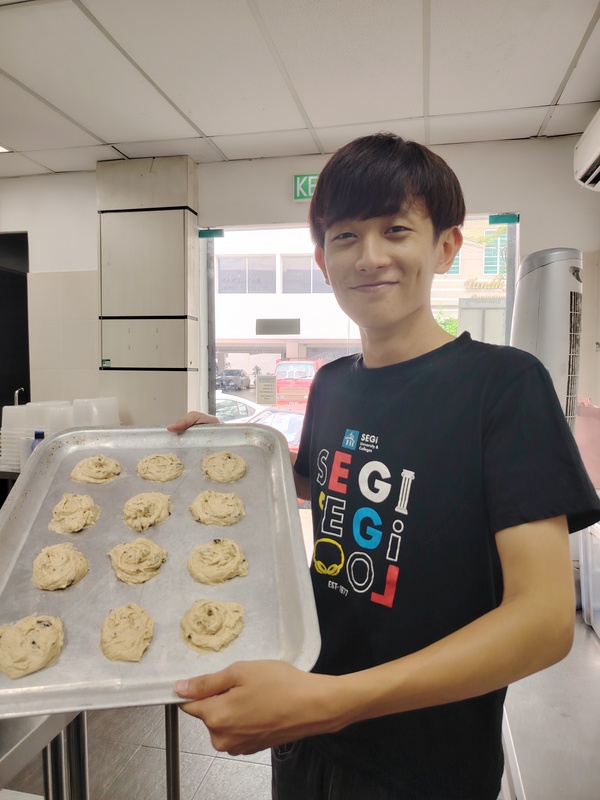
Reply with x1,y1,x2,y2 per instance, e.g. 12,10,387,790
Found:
101,318,198,369
580,524,600,638
100,209,190,317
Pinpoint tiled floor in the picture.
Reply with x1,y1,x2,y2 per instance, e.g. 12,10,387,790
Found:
5,705,272,800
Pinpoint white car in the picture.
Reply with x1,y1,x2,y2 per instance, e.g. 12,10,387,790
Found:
214,391,263,423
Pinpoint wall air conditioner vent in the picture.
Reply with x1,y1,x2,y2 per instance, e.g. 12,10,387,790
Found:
565,290,582,432
574,107,600,191
580,154,600,188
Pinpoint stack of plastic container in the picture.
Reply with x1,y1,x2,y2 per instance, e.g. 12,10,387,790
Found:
0,397,120,472
0,404,27,471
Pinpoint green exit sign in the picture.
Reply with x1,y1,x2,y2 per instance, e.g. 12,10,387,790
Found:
293,173,319,201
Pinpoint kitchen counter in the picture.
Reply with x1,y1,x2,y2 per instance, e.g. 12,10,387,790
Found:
505,613,600,800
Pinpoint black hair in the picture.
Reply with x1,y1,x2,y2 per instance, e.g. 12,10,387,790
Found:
309,133,466,247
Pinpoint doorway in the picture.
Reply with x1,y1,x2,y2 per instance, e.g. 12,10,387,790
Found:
0,232,30,506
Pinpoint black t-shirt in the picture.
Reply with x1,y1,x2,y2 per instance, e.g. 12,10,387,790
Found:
294,333,600,799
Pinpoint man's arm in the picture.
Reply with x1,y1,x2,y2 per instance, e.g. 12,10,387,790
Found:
175,515,574,754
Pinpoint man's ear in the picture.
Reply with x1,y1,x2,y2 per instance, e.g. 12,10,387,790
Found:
314,245,330,284
435,226,463,275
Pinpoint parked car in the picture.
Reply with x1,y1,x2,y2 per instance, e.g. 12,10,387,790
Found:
248,405,310,507
214,391,263,423
246,406,306,453
217,368,251,391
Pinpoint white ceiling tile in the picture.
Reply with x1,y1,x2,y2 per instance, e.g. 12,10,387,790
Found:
23,146,125,173
114,138,225,163
213,130,320,160
429,108,548,145
559,21,600,104
81,0,306,136
0,0,198,142
430,0,599,115
543,102,600,136
316,119,427,153
0,73,101,151
254,0,423,127
0,153,52,178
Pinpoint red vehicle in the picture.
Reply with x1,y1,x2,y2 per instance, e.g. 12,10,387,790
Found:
275,359,323,406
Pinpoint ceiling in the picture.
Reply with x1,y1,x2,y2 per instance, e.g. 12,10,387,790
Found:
1,0,600,179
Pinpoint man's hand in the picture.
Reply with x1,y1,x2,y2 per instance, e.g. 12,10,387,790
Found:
167,411,220,433
174,660,341,755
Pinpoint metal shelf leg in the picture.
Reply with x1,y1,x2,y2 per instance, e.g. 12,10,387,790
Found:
502,710,526,800
165,704,180,800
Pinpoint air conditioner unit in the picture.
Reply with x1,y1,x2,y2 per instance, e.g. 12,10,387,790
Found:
510,248,582,432
574,106,600,190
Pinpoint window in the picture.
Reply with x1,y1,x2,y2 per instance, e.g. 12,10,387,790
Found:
218,255,276,293
282,255,332,293
483,228,508,275
447,252,461,275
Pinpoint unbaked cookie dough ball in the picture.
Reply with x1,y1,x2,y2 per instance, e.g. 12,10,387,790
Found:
123,492,171,532
181,599,244,653
100,603,154,662
187,538,248,585
189,490,245,526
0,614,64,679
49,493,100,534
32,543,90,591
70,454,121,484
136,453,184,482
108,537,168,585
201,451,246,483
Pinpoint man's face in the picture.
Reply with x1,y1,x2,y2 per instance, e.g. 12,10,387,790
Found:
314,202,461,338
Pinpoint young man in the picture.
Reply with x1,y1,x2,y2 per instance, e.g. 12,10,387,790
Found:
170,134,600,799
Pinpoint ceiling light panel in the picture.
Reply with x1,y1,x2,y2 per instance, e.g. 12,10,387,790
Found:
81,0,306,136
254,0,423,127
0,0,198,143
429,0,599,116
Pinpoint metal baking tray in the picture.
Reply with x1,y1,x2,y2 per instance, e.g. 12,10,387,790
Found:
0,425,320,719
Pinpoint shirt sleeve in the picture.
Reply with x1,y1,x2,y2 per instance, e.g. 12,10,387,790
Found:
482,360,600,534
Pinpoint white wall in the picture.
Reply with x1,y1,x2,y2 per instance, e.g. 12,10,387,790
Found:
1,135,600,408
0,171,97,273
197,136,600,257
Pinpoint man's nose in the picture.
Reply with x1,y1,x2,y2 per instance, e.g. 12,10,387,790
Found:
355,235,393,271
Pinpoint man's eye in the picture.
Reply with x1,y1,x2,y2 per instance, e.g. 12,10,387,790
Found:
333,231,354,241
388,225,408,234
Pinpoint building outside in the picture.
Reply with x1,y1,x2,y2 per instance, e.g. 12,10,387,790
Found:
213,215,515,380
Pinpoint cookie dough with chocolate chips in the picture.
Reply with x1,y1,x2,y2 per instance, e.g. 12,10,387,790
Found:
0,614,64,679
123,492,171,532
187,538,248,585
136,453,184,482
100,603,154,662
49,493,100,534
32,543,90,591
201,451,246,483
108,537,167,585
181,599,244,653
70,454,121,484
189,490,245,526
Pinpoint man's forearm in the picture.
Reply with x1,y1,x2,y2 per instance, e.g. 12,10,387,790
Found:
320,516,575,732
328,587,574,732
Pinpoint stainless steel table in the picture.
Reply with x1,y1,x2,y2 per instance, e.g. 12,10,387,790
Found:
0,711,83,796
1,706,181,800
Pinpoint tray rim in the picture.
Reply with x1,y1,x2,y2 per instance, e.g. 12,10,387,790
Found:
0,424,320,719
